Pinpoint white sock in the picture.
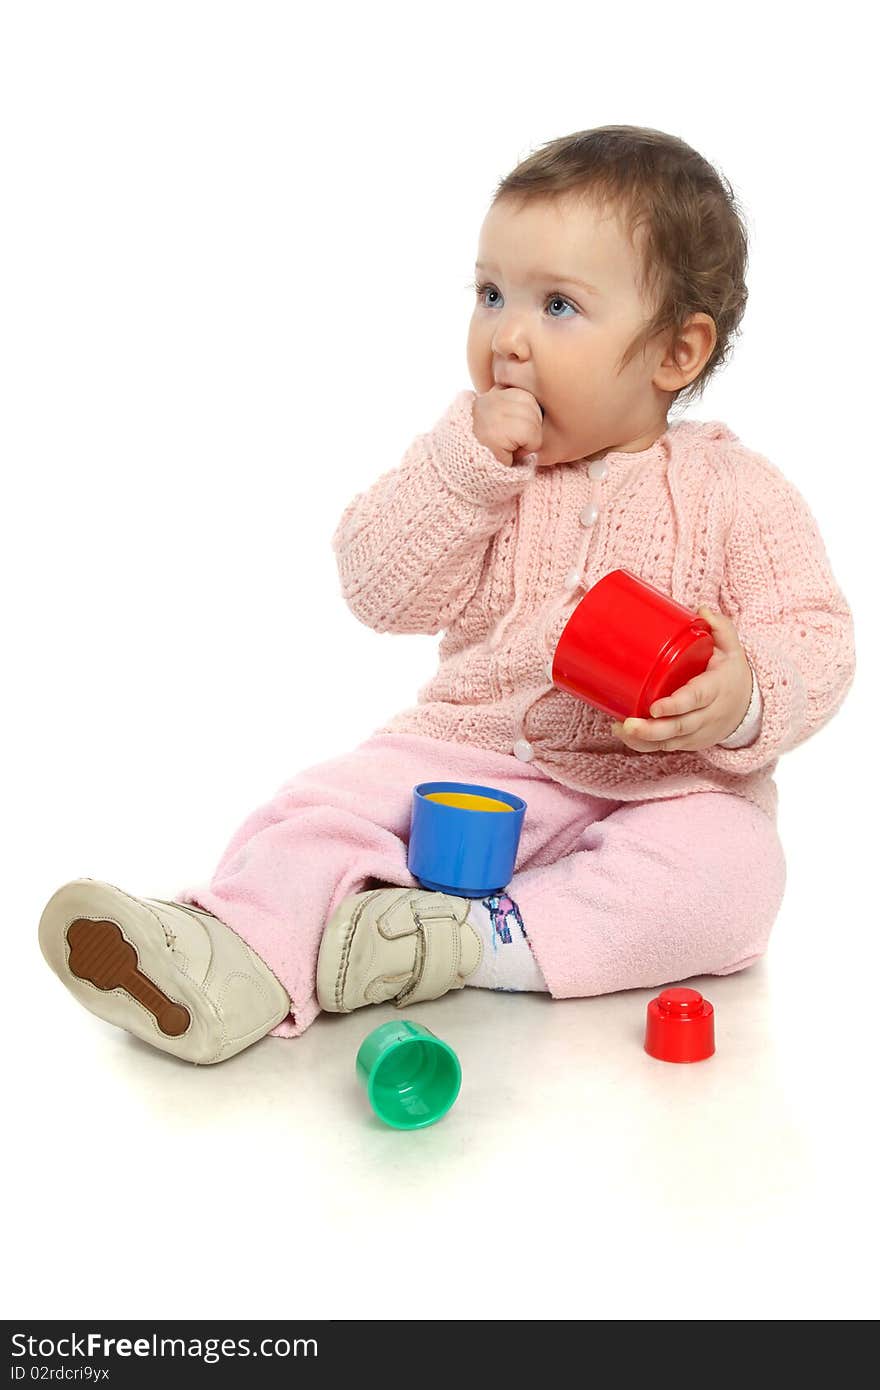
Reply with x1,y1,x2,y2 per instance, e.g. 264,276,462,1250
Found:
465,892,548,992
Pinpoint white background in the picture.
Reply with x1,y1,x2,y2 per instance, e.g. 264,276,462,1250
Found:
2,0,877,1322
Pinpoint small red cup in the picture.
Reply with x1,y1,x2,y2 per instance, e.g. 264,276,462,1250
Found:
644,987,715,1063
550,568,715,720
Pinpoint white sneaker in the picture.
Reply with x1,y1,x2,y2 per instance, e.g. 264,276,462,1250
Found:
316,887,482,1013
38,878,291,1064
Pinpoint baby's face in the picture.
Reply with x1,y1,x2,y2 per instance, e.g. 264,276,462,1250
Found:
467,195,673,463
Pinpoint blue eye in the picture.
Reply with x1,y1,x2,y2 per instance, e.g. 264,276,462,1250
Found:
471,282,577,318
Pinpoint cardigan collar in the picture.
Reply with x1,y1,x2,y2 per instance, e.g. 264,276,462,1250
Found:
592,417,737,463
583,417,738,476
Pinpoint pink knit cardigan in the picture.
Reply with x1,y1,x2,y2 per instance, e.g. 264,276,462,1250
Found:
332,390,856,820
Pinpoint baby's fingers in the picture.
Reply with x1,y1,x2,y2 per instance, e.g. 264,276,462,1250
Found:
610,724,656,752
611,706,709,750
648,671,718,719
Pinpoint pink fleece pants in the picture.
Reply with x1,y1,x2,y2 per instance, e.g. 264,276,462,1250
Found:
173,731,786,1038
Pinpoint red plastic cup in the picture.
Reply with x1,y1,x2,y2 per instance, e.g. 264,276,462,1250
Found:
550,568,715,721
644,987,715,1063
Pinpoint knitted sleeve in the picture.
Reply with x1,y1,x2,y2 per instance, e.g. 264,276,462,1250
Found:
331,390,537,634
698,448,855,776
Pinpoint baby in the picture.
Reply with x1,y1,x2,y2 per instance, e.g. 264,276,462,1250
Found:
38,125,856,1064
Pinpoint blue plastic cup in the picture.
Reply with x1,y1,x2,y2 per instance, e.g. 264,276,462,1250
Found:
408,781,526,898
356,1020,462,1129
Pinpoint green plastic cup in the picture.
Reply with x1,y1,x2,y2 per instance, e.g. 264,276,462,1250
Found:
356,1020,462,1130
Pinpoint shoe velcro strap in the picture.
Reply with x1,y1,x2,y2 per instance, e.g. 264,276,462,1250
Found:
377,892,463,940
377,892,436,940
386,898,466,1007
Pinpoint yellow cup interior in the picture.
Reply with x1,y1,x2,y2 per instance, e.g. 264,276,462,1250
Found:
424,791,514,813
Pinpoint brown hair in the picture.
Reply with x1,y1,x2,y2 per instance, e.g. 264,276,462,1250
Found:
490,125,750,409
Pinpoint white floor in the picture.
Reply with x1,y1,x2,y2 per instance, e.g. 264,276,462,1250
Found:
12,851,878,1321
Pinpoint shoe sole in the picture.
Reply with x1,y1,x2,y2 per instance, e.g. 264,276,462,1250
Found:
65,916,191,1036
38,878,216,1059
